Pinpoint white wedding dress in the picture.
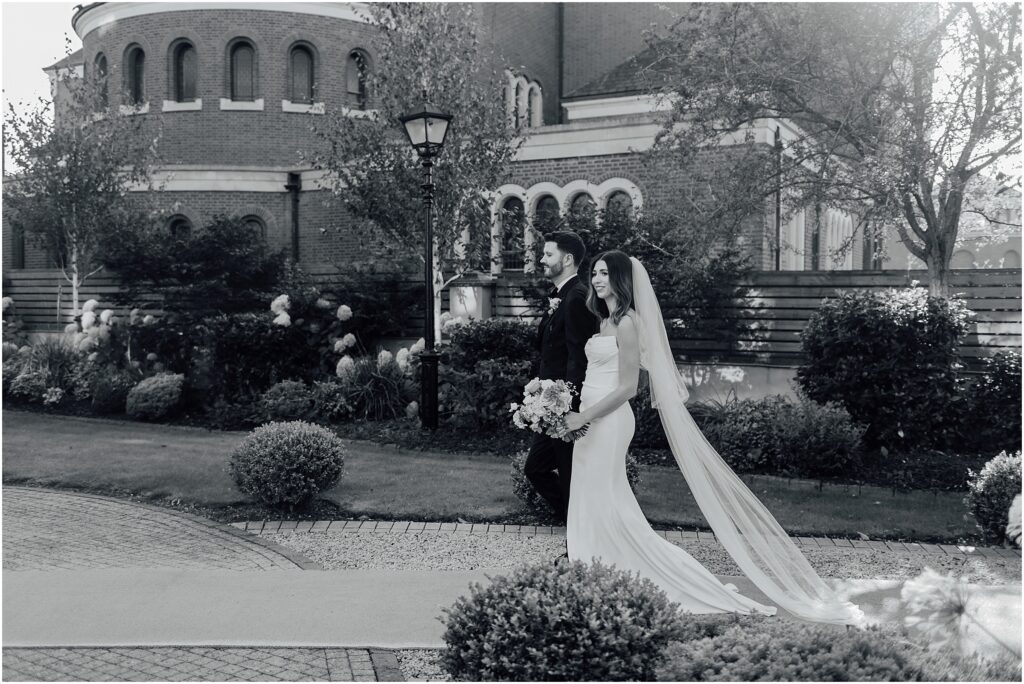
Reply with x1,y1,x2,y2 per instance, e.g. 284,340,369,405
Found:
567,335,776,616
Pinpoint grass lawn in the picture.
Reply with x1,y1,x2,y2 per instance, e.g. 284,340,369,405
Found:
1,409,984,543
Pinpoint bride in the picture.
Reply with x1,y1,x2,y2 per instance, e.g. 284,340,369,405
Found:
562,250,863,625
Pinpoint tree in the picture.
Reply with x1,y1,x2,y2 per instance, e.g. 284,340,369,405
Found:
310,3,522,342
647,2,1021,296
3,60,161,319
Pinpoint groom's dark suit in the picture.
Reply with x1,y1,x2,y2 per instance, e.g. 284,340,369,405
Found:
524,273,600,523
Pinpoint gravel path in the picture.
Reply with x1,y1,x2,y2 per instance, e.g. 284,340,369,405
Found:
264,530,1021,584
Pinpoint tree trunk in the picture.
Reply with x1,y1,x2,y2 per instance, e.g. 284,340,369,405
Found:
925,253,951,298
70,244,81,320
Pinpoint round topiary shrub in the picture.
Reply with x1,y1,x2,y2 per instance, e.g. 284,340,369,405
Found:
260,379,315,421
442,560,684,681
796,287,971,450
510,450,643,516
656,616,922,681
229,421,345,509
965,450,1022,543
126,372,184,420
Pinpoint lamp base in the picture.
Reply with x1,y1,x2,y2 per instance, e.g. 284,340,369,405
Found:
419,349,440,430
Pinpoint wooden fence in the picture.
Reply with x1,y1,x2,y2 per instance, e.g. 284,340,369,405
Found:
4,267,1020,368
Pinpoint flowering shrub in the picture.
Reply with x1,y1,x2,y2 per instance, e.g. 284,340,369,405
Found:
1008,495,1022,550
310,380,355,423
510,450,643,516
656,615,921,681
229,421,345,509
5,337,82,403
965,450,1022,543
442,560,684,681
796,287,971,450
126,372,184,420
260,380,315,422
338,353,413,420
9,369,48,403
90,369,139,414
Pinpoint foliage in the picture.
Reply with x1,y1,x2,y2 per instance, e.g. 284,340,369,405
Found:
258,380,316,422
101,215,287,315
441,560,684,681
125,372,184,420
9,369,49,403
2,298,30,347
870,449,992,493
648,3,1021,297
310,380,355,423
229,421,346,509
3,61,161,316
965,450,1022,543
444,319,536,371
510,450,643,516
796,287,971,450
89,369,139,414
310,2,522,343
656,616,922,681
958,351,1022,455
694,394,865,480
337,353,414,421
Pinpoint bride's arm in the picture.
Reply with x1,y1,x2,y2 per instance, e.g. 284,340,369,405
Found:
578,315,640,424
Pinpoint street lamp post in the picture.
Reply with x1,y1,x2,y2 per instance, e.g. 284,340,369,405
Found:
399,101,453,430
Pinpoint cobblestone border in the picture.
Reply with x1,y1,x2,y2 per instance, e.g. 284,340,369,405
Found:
238,519,1022,559
4,486,323,570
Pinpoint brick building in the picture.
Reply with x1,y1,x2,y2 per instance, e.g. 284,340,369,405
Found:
4,1,870,277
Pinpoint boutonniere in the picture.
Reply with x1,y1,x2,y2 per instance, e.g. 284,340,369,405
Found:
547,297,562,315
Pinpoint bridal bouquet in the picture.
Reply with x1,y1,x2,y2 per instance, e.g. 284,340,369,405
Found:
510,378,586,442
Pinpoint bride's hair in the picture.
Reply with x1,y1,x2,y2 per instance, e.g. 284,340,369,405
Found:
586,250,634,325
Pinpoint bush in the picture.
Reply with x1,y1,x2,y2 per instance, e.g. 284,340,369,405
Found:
796,287,971,450
656,616,922,681
965,450,1022,544
9,369,48,403
229,421,346,509
339,354,412,421
126,372,185,420
444,319,536,371
510,450,643,516
442,560,684,681
867,448,991,492
90,370,140,414
694,394,865,480
310,379,355,423
959,351,1022,455
260,380,315,422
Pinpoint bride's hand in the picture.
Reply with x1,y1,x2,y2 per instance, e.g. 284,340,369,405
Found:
564,412,588,432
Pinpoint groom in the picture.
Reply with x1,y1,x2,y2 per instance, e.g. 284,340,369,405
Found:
525,231,600,525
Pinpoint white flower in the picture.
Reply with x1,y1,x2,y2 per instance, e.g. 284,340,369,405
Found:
81,311,97,330
129,308,142,324
272,312,291,327
146,353,158,362
525,378,542,394
333,339,346,353
396,347,410,371
63,323,79,334
547,297,561,315
337,304,353,321
43,387,64,406
405,401,419,419
377,349,394,368
100,309,113,324
1007,494,1022,550
143,314,155,325
341,333,357,350
82,299,99,313
901,567,971,650
411,338,425,354
315,298,332,309
440,311,452,323
270,294,290,314
1,297,13,310
87,352,98,362
336,355,355,378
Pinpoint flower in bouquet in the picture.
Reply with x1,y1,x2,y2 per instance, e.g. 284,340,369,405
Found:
510,377,582,442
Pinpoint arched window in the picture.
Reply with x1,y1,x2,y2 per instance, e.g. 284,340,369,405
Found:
534,195,561,235
94,53,108,109
1003,250,1022,268
500,197,526,271
567,193,597,234
124,46,145,105
241,215,267,241
605,191,634,223
952,249,975,269
230,41,255,101
172,41,197,102
289,45,314,103
528,85,543,127
346,50,370,109
168,215,193,240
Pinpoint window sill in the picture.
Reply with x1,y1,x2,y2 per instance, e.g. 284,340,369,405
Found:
118,102,150,116
219,98,264,111
342,107,378,120
282,100,325,114
163,99,203,112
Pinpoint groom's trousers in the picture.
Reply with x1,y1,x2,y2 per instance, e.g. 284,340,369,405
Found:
524,432,573,524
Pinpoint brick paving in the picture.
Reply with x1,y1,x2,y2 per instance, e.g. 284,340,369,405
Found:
243,519,1022,559
2,647,403,682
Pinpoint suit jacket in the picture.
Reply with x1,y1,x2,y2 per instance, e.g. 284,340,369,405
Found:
536,274,600,412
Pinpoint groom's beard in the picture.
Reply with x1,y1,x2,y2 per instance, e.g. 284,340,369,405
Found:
544,261,564,280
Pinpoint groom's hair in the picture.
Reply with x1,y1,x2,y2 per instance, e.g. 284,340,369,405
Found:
545,231,587,268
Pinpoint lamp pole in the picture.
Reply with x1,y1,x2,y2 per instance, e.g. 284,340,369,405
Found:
399,101,452,431
419,155,440,429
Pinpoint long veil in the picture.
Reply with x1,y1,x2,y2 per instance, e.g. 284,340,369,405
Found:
629,257,863,625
